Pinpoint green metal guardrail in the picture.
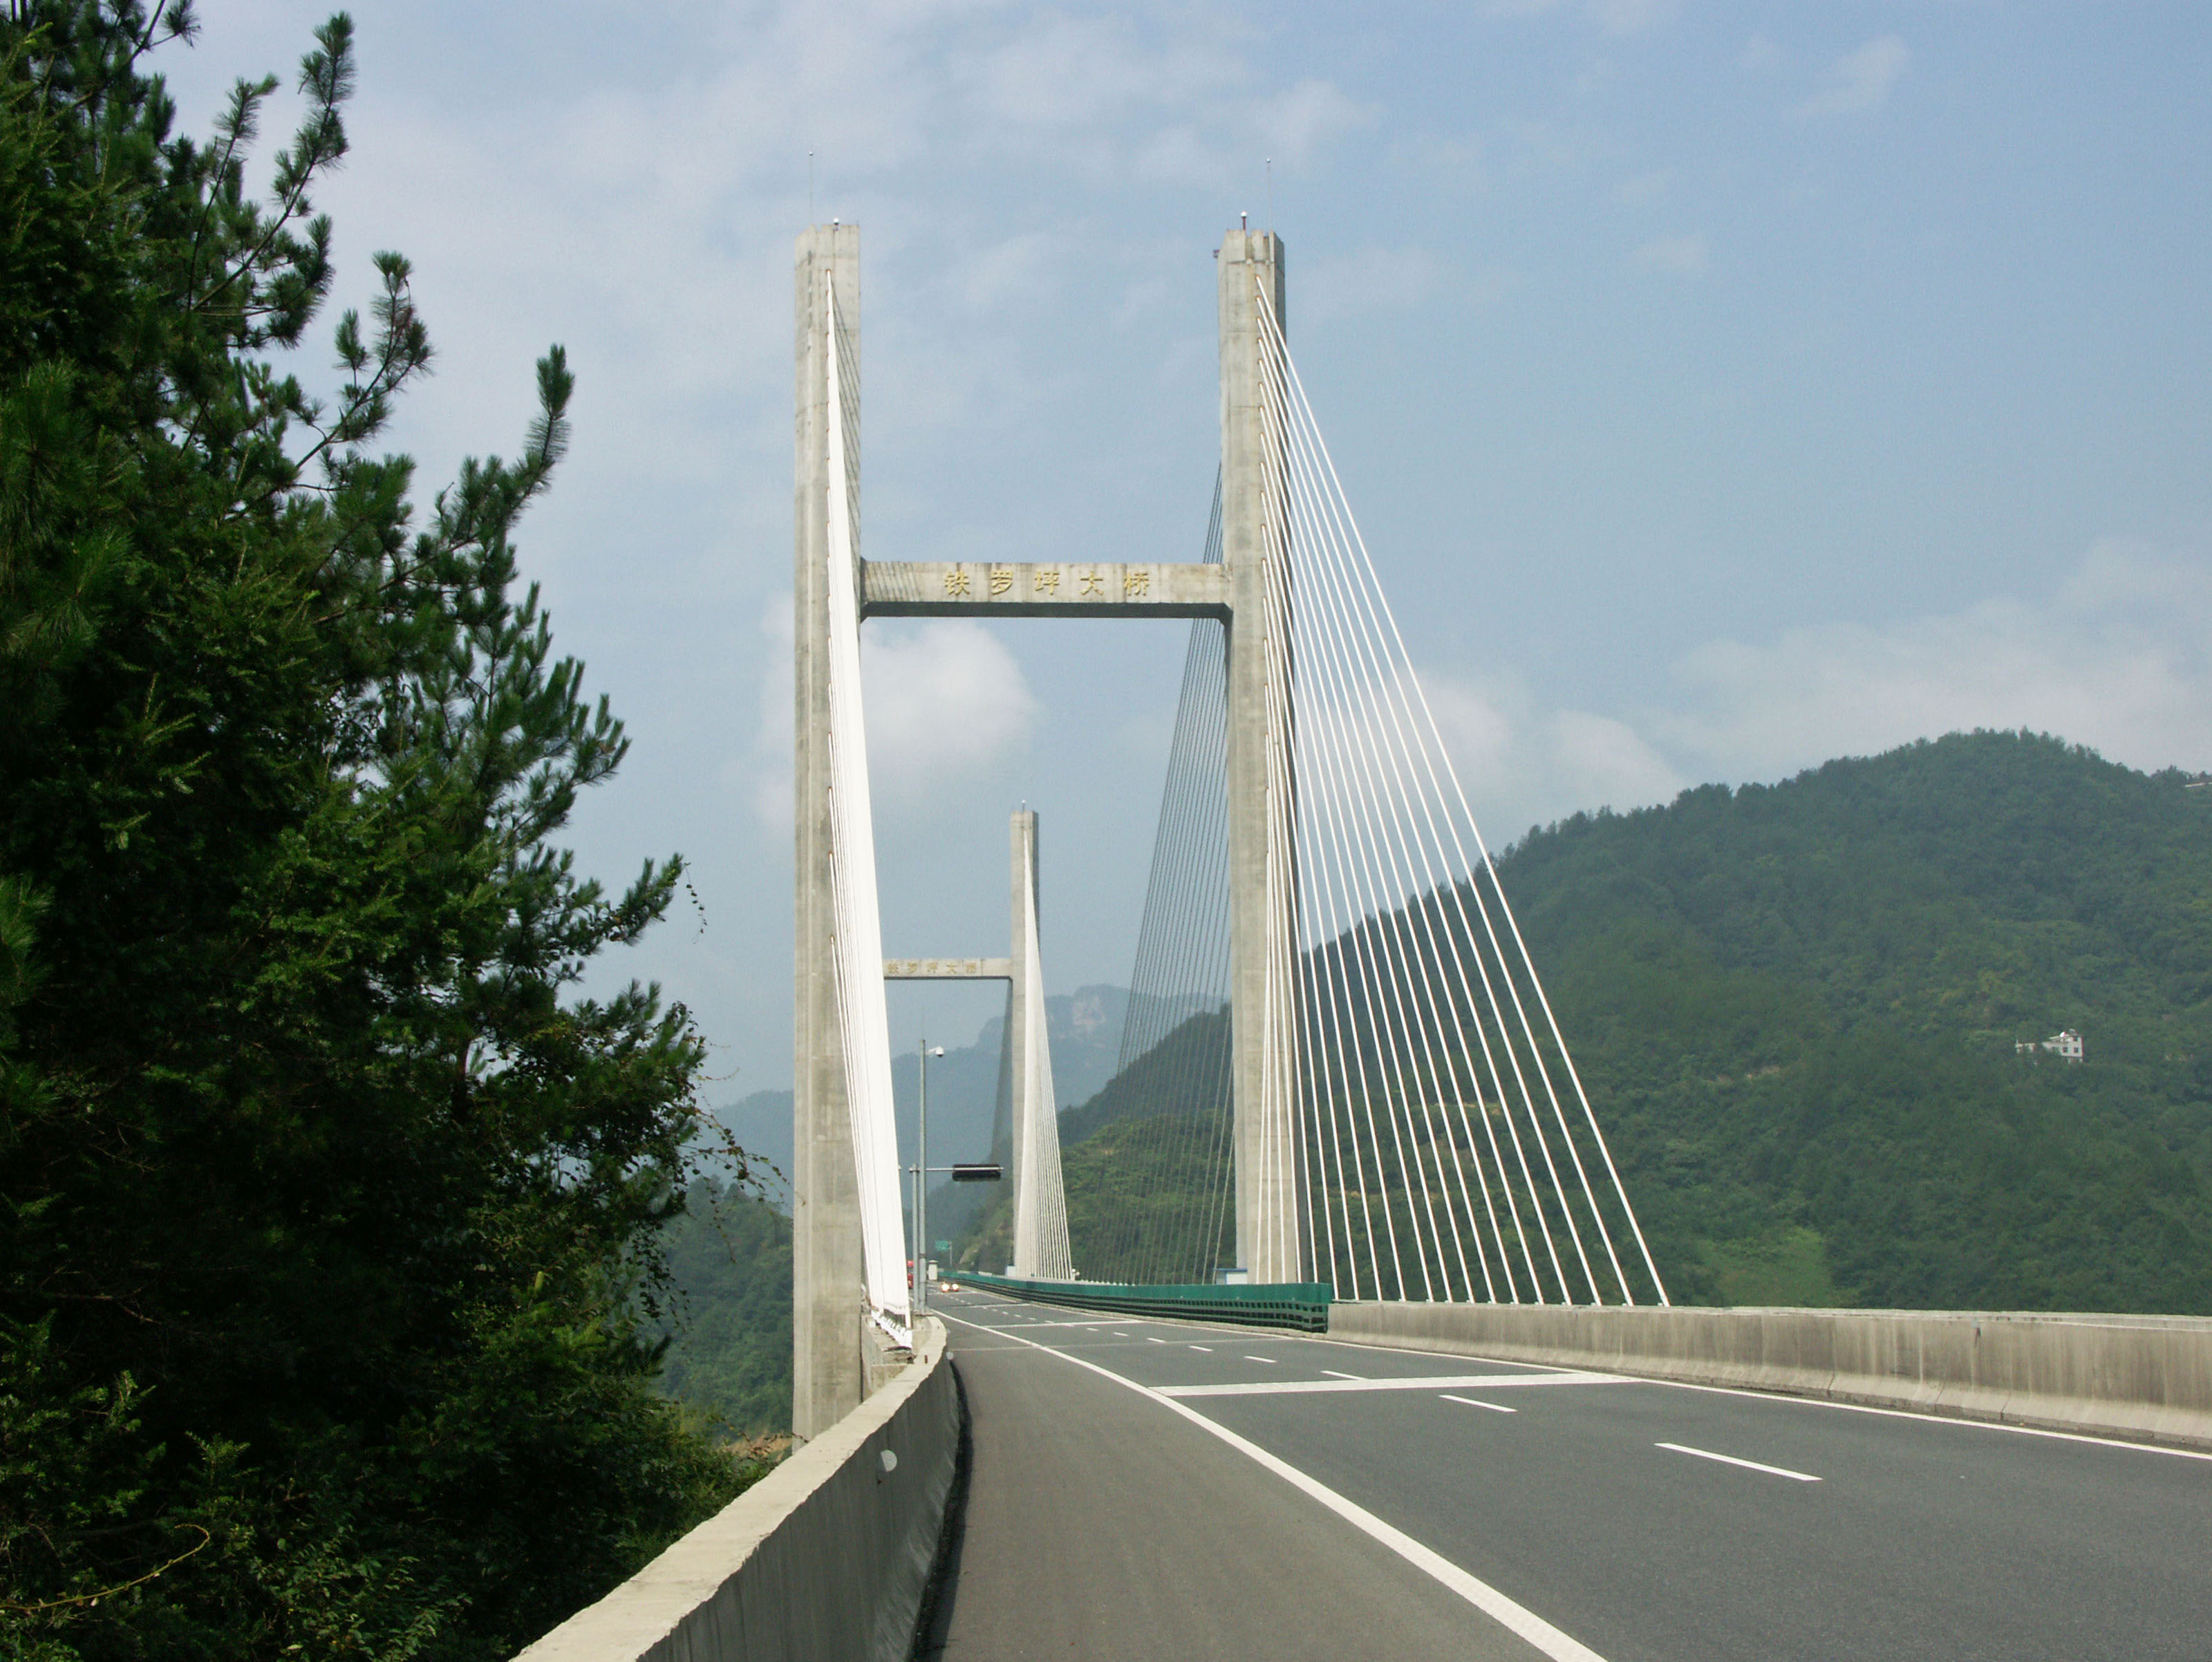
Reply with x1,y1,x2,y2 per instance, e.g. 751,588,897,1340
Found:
950,1272,1332,1333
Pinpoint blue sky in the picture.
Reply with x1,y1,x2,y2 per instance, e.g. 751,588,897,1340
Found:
163,2,2211,1099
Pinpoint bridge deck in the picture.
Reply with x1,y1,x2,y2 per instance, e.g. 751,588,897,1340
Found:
925,1288,2210,1661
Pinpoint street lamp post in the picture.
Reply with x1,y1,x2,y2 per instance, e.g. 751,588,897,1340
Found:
912,1040,944,1314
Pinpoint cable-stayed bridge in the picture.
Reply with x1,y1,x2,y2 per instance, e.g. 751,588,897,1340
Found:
520,222,2212,1661
793,222,1667,1437
518,223,2212,1662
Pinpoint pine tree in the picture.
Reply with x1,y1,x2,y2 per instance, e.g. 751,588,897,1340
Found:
1,7,744,1656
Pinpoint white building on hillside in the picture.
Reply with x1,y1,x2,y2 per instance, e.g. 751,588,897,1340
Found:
2015,1029,2084,1063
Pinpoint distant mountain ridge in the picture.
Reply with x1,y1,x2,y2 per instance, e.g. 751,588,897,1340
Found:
709,983,1132,1213
961,731,2212,1312
1503,729,2212,1310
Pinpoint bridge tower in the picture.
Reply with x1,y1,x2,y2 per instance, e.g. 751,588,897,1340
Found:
791,224,1302,1435
1006,810,1040,1271
792,223,872,1438
1219,230,1302,1285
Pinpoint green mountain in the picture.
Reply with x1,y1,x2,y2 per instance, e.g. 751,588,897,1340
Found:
656,1179,794,1437
968,732,2212,1313
1509,731,2212,1310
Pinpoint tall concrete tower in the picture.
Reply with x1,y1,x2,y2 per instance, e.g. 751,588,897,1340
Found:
791,223,867,1438
1219,229,1302,1284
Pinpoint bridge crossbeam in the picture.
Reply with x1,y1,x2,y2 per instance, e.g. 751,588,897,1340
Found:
884,957,1013,980
861,559,1229,619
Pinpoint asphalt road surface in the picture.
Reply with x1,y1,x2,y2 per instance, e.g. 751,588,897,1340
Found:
919,1288,2212,1661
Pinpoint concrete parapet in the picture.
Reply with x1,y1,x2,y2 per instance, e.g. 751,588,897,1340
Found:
514,1318,958,1662
1330,1302,2212,1451
957,1271,1331,1331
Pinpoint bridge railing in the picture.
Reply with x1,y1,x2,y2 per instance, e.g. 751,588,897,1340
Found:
514,1318,958,1662
953,1271,1331,1332
1334,1301,2212,1452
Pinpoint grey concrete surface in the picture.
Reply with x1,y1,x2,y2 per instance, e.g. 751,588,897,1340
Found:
927,1305,1544,1660
1219,226,1300,1286
1007,812,1035,1276
791,221,868,1439
884,956,1013,980
1333,1300,2212,1450
861,560,1230,618
516,1318,958,1662
933,1290,2212,1662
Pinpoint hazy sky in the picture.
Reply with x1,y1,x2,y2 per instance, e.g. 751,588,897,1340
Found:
163,3,2211,1101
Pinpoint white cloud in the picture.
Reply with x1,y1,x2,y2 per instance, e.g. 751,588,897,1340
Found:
863,621,1042,796
748,606,1045,832
1653,540,2212,779
1251,79,1372,169
1797,35,1910,119
1425,672,1687,841
1420,539,2212,840
1631,232,1707,274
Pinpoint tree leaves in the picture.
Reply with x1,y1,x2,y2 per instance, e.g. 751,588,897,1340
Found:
1,8,746,1656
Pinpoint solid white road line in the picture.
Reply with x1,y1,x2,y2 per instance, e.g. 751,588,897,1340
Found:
1651,1378,2212,1464
939,1310,1612,1662
1161,1370,1619,1399
1442,1395,1517,1414
1657,1441,1821,1483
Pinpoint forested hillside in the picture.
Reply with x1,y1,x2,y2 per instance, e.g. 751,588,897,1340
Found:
984,733,2212,1313
1508,731,2212,1311
657,1182,794,1436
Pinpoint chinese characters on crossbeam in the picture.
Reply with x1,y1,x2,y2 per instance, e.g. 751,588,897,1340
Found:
939,565,1152,601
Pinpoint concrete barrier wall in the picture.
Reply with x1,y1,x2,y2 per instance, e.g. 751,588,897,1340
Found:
514,1318,959,1662
1331,1302,2212,1450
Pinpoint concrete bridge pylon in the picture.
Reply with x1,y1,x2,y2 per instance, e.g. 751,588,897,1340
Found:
791,222,869,1439
791,223,1299,1432
1219,228,1301,1287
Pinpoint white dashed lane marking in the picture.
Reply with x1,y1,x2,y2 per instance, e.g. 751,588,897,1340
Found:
1657,1442,1821,1484
1443,1395,1517,1414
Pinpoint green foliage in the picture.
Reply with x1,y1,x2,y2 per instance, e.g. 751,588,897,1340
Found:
1032,732,2212,1314
0,7,751,1656
1503,731,2212,1311
655,1180,794,1439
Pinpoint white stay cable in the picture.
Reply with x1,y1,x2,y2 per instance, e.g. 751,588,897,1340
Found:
822,281,912,1341
1258,276,1668,1305
1255,290,1591,1306
1263,333,1517,1302
1271,330,1640,1308
1274,345,1601,1310
1259,335,1529,1302
1259,386,1444,1300
1256,376,1307,1285
1268,357,1511,1303
1264,358,1482,1301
